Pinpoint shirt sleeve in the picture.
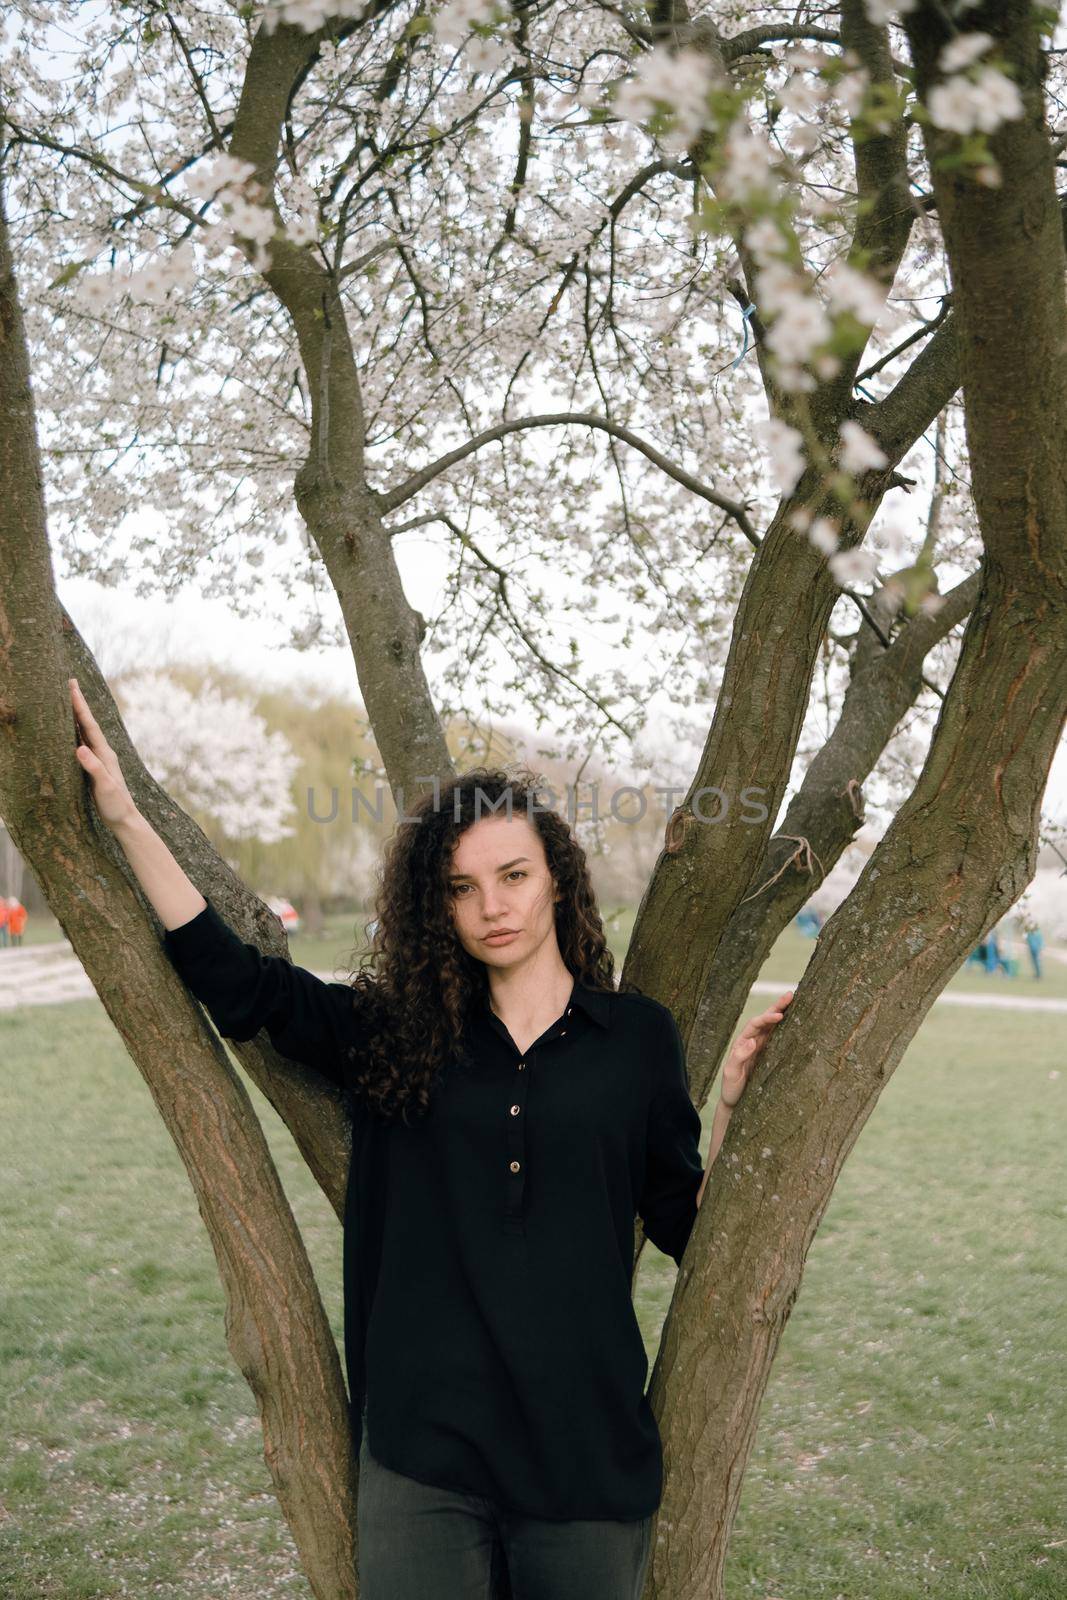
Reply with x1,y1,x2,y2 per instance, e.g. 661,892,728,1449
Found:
162,895,364,1089
638,1008,705,1267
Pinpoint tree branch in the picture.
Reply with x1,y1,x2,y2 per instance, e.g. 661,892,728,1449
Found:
376,411,759,544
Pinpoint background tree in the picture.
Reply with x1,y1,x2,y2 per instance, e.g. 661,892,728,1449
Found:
116,669,301,850
1,2,1065,1597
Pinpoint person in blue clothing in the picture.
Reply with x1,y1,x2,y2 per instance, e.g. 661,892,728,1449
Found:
1025,924,1044,979
70,675,793,1600
983,926,1002,974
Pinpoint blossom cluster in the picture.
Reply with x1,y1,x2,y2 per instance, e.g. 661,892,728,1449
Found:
261,0,371,32
432,0,512,66
611,46,721,155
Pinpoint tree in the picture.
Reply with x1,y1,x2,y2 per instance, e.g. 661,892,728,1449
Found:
116,668,301,847
1,3,1064,1596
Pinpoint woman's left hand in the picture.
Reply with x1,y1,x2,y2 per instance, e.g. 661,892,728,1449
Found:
720,990,794,1108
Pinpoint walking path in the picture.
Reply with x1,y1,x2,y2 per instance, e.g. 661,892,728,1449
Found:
2,941,1066,1014
750,978,1067,1013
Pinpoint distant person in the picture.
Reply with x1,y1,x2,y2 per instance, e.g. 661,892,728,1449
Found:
0,897,8,948
1025,925,1044,980
7,897,26,946
983,927,1001,974
993,919,1016,977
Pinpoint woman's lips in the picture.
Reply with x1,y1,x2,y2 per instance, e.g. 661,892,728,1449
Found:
483,930,520,944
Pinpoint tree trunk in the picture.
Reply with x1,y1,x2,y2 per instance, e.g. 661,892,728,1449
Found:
646,561,1066,1597
682,569,980,1105
0,176,361,1600
229,19,454,806
641,5,1067,1590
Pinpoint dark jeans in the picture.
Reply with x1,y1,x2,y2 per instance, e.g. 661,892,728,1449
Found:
357,1426,654,1599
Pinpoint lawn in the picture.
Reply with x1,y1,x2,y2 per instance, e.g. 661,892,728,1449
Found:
1,931,1064,1598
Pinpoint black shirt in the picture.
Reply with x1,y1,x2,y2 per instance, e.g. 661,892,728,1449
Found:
162,898,705,1521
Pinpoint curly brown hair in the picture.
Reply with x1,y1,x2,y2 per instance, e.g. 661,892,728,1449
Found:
340,766,616,1124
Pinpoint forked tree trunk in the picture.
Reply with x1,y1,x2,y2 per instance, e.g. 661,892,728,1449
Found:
0,179,362,1600
639,6,1067,1592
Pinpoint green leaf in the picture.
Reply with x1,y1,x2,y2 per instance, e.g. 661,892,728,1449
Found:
48,260,88,290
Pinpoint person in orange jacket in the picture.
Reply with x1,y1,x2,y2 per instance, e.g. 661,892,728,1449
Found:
7,898,26,945
0,898,8,948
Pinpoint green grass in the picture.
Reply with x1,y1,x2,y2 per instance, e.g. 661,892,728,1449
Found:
2,940,1065,1598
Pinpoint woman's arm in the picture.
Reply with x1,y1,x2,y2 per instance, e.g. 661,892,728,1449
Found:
71,677,205,930
696,1097,733,1208
695,989,794,1208
114,811,207,930
70,677,363,1088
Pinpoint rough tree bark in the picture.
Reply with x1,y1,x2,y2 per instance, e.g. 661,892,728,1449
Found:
228,20,454,807
632,566,981,1280
641,5,1067,1593
0,179,361,1600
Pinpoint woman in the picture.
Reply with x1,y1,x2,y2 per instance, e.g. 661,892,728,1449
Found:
70,675,792,1600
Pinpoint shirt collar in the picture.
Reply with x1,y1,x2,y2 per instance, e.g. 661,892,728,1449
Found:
567,978,612,1028
476,974,613,1030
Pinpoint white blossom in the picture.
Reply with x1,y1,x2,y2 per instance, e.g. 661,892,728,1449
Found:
871,506,912,559
612,47,719,153
225,197,276,248
285,214,319,246
783,48,833,75
264,0,369,31
807,516,841,555
432,0,504,45
756,417,807,496
824,260,887,327
776,74,826,119
839,420,889,474
117,673,300,845
828,547,880,586
927,66,1024,136
466,34,507,73
755,260,806,316
939,32,993,74
764,294,832,363
788,123,822,157
972,66,1026,129
74,272,117,311
184,155,256,201
774,362,817,394
718,121,778,201
743,218,786,264
863,0,916,23
836,69,870,118
119,243,198,305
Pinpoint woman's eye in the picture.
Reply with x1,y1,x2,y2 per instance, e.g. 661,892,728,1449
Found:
453,871,526,895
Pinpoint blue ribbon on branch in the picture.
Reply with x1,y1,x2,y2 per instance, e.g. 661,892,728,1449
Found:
731,302,757,369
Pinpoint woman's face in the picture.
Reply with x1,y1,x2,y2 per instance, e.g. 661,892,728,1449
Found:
447,813,562,970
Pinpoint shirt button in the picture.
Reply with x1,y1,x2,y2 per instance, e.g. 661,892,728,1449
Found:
510,1104,520,1115
509,1160,521,1173
517,1060,525,1071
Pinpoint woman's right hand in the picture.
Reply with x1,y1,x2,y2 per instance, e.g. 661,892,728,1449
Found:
70,677,139,832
